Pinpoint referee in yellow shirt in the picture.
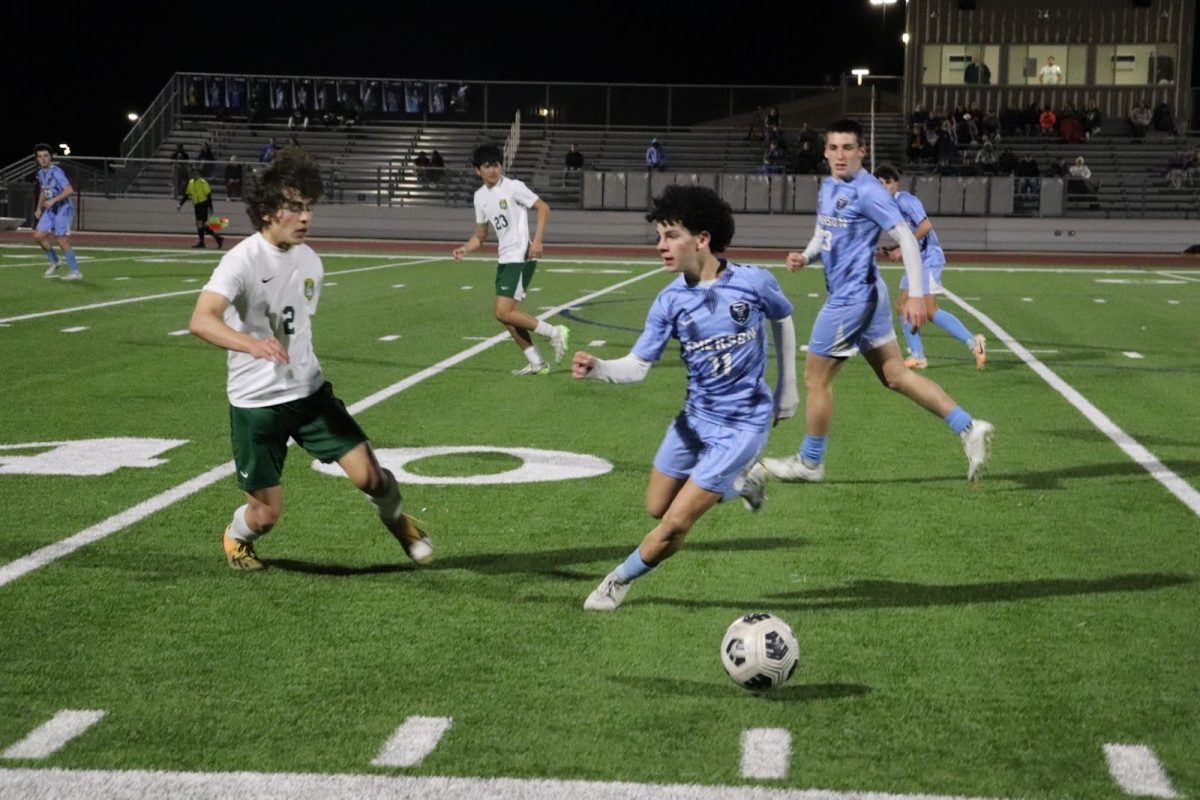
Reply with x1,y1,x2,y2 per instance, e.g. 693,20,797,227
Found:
178,165,225,249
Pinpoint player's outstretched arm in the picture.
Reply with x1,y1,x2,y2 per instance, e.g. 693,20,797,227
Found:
769,316,799,425
574,352,652,384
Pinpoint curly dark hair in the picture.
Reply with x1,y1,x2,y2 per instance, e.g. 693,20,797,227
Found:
244,147,324,231
873,163,901,182
644,185,735,253
471,144,504,168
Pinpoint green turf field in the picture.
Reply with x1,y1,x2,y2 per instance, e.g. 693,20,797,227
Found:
0,243,1196,800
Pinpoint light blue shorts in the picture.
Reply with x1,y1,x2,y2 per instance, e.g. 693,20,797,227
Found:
36,207,74,237
808,280,897,358
653,411,768,496
898,263,945,295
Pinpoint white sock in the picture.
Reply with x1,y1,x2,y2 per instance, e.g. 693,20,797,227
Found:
523,345,544,366
230,504,260,542
534,321,556,339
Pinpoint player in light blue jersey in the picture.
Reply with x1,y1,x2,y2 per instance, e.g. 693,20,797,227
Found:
759,120,993,485
873,164,986,371
576,185,798,612
32,143,83,280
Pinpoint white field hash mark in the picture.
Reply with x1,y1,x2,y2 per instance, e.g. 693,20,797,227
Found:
740,728,791,779
0,266,666,589
1103,744,1178,798
371,716,452,767
1,710,106,759
0,765,1029,800
943,288,1200,518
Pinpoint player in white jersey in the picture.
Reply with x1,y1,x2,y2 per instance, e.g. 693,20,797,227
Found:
452,144,569,376
188,148,432,571
576,186,798,612
758,120,993,485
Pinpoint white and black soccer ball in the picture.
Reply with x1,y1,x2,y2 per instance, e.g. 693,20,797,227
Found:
720,612,800,691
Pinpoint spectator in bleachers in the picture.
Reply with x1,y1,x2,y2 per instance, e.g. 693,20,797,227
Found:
906,124,924,163
170,143,190,195
975,140,998,175
414,151,431,184
1039,107,1057,136
645,138,666,172
1016,155,1041,195
1152,102,1179,135
999,107,1023,137
563,144,584,174
1186,149,1200,186
1024,103,1043,136
429,150,445,184
1165,151,1188,189
765,107,782,142
794,138,820,174
198,141,216,178
997,146,1018,176
935,120,959,173
1059,113,1084,145
1068,156,1098,206
910,105,930,130
1129,103,1152,138
224,155,243,199
288,107,309,130
258,138,280,163
1083,100,1104,139
762,139,788,175
956,113,978,145
980,108,1001,142
798,122,821,153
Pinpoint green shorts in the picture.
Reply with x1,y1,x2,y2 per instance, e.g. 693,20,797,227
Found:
494,260,537,299
229,381,368,492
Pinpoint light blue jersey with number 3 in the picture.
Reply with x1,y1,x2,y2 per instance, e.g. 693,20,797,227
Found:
632,262,793,432
815,168,903,306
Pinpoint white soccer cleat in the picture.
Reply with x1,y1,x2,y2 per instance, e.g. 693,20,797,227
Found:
972,334,987,370
511,362,550,376
734,462,769,512
551,324,570,364
61,271,83,281
761,455,825,483
584,572,630,612
962,420,994,481
43,263,60,278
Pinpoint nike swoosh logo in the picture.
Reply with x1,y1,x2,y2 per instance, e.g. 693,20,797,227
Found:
239,471,249,478
261,277,274,284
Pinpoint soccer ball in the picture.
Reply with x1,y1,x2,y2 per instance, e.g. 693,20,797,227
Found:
720,612,800,691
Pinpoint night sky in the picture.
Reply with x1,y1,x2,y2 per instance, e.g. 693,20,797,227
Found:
3,1,908,164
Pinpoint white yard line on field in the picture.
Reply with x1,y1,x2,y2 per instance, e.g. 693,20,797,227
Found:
0,766,1022,800
944,288,1200,518
0,258,442,326
371,716,453,768
1102,744,1179,798
0,267,663,589
740,728,791,780
1,711,106,760
1155,270,1200,284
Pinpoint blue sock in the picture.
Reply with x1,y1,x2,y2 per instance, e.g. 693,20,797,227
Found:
800,434,827,465
944,406,973,435
45,250,59,266
64,250,79,272
932,309,975,348
902,320,924,359
613,547,655,583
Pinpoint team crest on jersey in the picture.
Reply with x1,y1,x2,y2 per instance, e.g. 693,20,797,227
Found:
499,199,508,210
836,195,850,210
729,301,750,326
303,278,315,300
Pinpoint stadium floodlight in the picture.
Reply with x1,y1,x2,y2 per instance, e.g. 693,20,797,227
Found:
869,0,898,5
851,68,870,86
58,143,71,156
127,112,139,122
902,32,910,44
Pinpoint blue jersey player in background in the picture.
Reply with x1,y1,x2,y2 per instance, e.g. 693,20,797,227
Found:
32,143,83,281
759,120,992,486
575,185,798,612
873,164,986,371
